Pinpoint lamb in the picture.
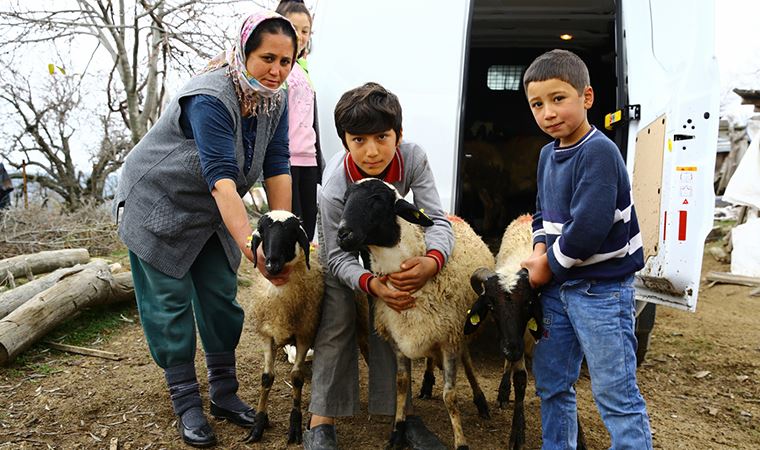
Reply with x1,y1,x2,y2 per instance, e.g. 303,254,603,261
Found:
337,178,493,450
465,215,586,450
243,210,322,445
243,210,369,445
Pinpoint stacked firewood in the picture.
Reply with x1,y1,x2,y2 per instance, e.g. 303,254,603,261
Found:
0,249,135,365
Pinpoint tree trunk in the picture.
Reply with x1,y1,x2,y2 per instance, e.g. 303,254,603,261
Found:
0,261,135,365
0,261,108,319
0,249,90,282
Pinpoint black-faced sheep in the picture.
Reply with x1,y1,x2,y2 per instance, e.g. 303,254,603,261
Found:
244,211,321,445
466,215,586,450
337,178,493,450
243,210,369,445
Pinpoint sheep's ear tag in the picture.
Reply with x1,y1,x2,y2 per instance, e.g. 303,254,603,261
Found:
414,208,431,221
527,318,538,332
468,309,480,326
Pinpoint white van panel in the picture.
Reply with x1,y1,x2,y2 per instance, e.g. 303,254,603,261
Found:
309,0,471,211
622,0,720,311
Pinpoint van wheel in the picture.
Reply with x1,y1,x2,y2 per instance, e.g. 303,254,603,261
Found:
634,303,657,366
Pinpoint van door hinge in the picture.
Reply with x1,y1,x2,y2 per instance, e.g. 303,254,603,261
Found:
604,104,641,130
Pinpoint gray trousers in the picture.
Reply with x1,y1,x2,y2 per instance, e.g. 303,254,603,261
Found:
309,273,411,417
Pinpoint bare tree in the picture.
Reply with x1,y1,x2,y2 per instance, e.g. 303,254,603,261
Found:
0,0,251,145
0,69,128,209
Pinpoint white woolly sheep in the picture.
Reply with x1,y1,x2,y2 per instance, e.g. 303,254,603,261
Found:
337,178,494,450
243,210,322,445
243,210,369,445
466,215,586,450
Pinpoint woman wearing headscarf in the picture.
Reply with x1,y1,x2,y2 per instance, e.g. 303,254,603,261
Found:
114,10,298,447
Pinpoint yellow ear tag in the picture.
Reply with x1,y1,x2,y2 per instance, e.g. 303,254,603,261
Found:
468,310,480,325
418,208,431,221
527,318,538,332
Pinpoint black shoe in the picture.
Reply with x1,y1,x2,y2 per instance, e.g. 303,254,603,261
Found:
209,402,255,428
303,423,338,450
405,415,446,450
177,414,217,448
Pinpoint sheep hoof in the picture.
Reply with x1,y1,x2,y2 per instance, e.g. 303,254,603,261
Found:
385,420,407,450
287,408,302,444
245,411,268,443
508,415,525,449
456,446,470,450
473,392,491,420
418,371,435,399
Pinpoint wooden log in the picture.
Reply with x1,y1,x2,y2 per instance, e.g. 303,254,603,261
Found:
0,261,107,319
705,271,760,287
0,249,90,283
0,261,135,365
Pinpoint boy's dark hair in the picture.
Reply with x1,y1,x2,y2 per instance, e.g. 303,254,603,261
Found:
523,49,590,95
334,82,403,148
244,17,298,63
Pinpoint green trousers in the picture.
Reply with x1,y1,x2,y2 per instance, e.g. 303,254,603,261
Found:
129,234,244,369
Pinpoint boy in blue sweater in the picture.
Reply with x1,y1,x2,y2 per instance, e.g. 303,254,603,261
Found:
520,49,653,449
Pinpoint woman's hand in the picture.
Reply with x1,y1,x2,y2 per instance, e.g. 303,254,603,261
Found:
255,245,292,286
368,277,416,313
386,256,438,293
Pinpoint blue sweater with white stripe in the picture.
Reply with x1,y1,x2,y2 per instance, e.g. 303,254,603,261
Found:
532,127,644,282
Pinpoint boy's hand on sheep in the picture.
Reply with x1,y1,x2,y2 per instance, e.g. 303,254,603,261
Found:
520,253,552,288
369,277,416,313
387,256,438,294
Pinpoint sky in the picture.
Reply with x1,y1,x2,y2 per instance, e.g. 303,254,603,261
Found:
714,0,760,120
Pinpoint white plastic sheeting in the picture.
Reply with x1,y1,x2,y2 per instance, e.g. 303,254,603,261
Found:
731,218,760,277
723,136,760,209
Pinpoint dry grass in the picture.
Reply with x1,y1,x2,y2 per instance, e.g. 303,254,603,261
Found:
0,202,123,258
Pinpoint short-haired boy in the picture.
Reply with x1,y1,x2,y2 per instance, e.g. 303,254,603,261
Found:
520,49,653,449
303,82,453,450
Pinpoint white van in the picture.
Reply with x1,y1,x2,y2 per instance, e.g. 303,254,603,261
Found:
310,0,719,357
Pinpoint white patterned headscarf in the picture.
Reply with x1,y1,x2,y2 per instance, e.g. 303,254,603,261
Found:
202,10,297,116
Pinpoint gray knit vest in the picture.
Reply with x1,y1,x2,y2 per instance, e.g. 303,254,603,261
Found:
114,68,285,278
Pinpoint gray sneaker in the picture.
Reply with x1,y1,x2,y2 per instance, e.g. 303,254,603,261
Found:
405,415,446,450
303,424,338,450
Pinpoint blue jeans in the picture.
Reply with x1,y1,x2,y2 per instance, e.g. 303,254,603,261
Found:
533,275,652,450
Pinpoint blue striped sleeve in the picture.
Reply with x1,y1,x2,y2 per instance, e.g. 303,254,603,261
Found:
546,143,620,280
532,193,546,247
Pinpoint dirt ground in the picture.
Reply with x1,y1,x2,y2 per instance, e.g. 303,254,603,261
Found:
1,248,759,450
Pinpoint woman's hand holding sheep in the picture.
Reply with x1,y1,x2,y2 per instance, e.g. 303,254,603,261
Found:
368,277,416,313
255,245,293,286
387,256,438,294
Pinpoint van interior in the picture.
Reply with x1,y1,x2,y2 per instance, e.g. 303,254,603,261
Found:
457,0,623,249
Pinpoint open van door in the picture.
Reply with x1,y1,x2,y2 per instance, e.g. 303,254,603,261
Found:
620,0,719,311
309,0,471,210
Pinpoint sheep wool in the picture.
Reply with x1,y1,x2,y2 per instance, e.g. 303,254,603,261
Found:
495,213,534,290
372,215,495,360
249,244,323,349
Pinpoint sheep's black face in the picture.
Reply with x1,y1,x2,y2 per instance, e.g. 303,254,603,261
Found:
252,212,311,275
338,180,401,252
467,269,539,362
